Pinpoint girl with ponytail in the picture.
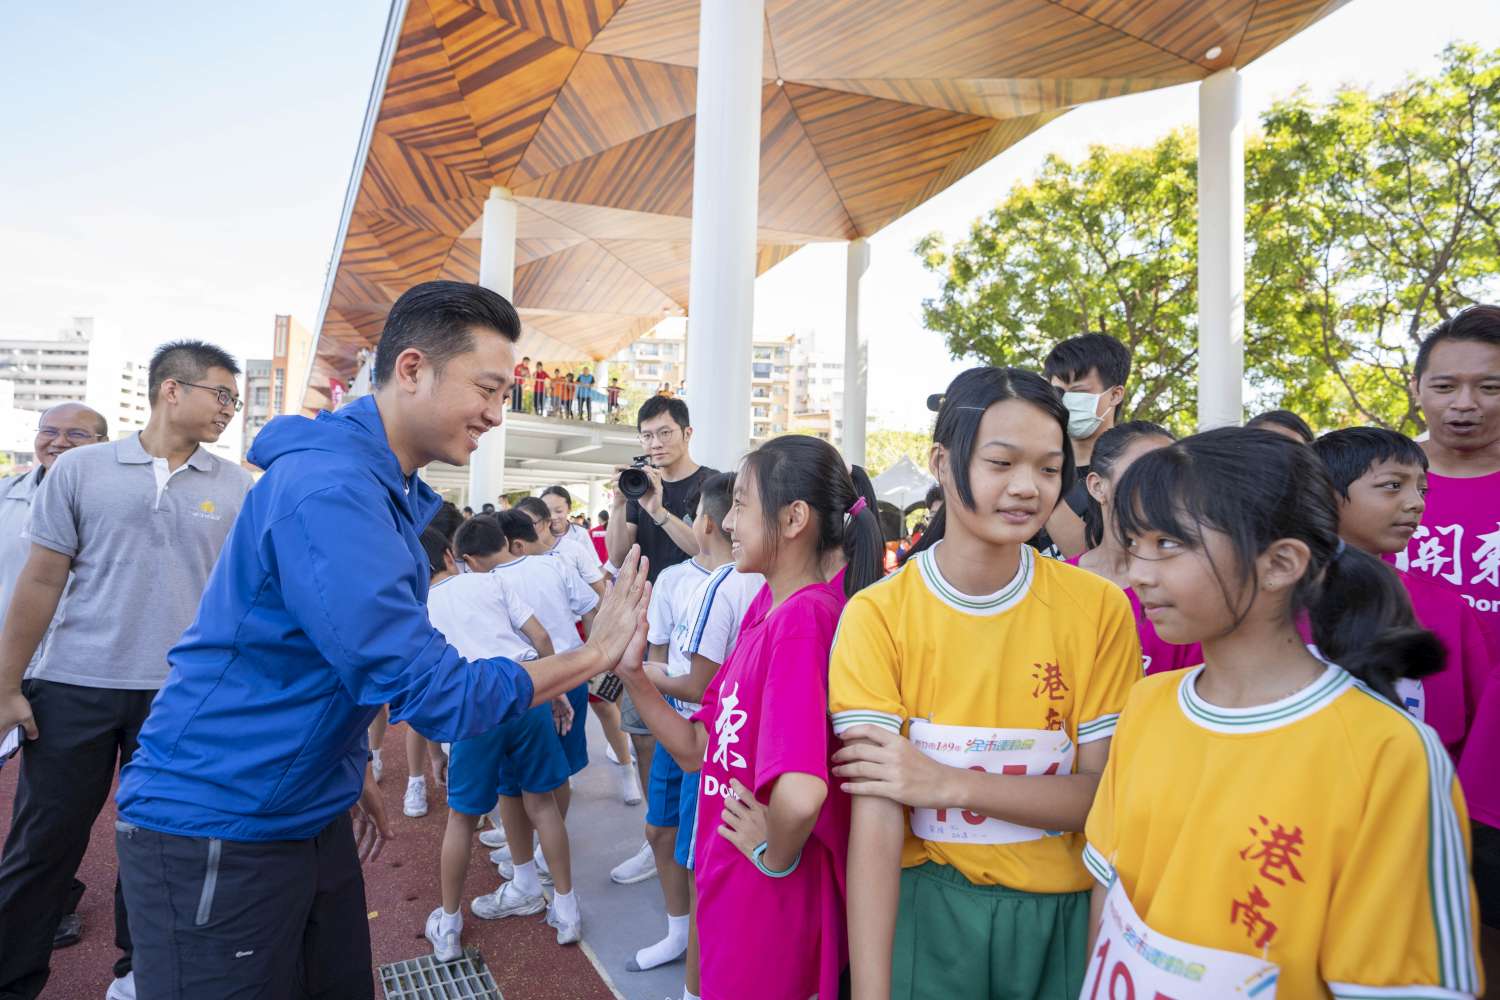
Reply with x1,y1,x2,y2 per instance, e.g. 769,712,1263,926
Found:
829,367,1142,999
1082,426,1480,998
613,435,881,1000
1070,420,1204,675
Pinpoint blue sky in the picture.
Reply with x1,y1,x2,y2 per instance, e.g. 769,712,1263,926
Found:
3,0,1499,436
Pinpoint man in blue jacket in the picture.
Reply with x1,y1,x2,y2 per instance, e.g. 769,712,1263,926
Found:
109,281,651,999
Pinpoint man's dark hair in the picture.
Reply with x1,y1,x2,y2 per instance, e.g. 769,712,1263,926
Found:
515,496,550,523
1414,304,1500,381
541,485,572,506
148,340,242,405
598,510,609,524
1042,333,1131,391
1311,427,1429,499
373,280,520,388
925,484,943,508
453,515,506,559
637,395,690,430
462,506,473,515
522,356,531,362
481,502,496,514
498,509,539,544
1246,409,1315,443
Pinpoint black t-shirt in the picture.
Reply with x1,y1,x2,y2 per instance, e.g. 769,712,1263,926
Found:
626,465,717,582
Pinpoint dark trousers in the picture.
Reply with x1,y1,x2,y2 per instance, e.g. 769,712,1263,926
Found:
532,388,543,414
0,680,153,999
117,812,373,1000
510,383,523,412
581,395,593,420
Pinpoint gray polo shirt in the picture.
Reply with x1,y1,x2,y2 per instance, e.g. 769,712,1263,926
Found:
25,434,252,689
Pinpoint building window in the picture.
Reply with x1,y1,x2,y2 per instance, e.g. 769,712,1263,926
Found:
752,362,772,379
272,369,285,413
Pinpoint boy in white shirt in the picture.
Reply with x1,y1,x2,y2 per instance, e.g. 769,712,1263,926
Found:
418,524,579,959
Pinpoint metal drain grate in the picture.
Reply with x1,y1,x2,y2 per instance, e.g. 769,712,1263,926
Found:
379,947,502,999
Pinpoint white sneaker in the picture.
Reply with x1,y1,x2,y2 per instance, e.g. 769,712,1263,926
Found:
471,881,546,920
478,827,508,849
105,973,136,1000
424,907,463,962
403,778,428,818
546,900,581,945
370,749,383,784
609,842,657,885
618,763,643,806
495,858,554,886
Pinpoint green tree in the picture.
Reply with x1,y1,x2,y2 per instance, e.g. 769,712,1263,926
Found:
864,427,935,478
919,43,1500,434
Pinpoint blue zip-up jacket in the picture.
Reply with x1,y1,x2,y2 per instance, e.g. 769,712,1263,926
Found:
117,395,535,841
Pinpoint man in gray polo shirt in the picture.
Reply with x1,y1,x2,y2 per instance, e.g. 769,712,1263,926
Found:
0,401,109,953
0,342,251,1000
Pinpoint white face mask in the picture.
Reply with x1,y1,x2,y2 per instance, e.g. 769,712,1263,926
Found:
1061,391,1106,440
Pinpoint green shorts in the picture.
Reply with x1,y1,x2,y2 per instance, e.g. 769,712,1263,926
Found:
892,861,1088,1000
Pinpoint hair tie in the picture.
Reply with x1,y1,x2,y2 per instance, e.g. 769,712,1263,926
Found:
1333,538,1347,560
847,497,868,518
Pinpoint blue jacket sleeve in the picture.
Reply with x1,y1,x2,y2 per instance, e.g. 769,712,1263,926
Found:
269,485,535,742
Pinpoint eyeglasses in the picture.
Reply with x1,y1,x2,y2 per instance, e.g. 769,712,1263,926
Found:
174,380,243,412
36,427,101,444
639,428,679,446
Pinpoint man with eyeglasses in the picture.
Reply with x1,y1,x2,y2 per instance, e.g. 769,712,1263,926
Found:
603,394,716,888
0,341,251,1000
0,403,107,955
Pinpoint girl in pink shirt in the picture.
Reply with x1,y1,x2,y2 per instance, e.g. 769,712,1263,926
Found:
615,435,884,1000
1069,421,1204,676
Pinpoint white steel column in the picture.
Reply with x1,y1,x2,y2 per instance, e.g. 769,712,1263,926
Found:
1197,68,1245,430
842,238,871,465
683,0,765,471
471,186,517,506
587,478,605,519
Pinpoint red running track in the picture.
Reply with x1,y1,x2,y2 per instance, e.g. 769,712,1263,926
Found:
0,727,615,999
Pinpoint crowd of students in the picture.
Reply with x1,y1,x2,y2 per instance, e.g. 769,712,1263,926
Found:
0,278,1494,1000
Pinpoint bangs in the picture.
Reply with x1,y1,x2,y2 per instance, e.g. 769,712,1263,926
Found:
1111,445,1206,549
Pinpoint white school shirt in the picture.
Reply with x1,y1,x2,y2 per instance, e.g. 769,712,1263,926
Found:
426,573,539,663
490,554,598,654
549,531,604,585
682,564,766,666
647,557,714,717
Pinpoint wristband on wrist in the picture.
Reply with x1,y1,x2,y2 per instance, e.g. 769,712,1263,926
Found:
751,841,801,878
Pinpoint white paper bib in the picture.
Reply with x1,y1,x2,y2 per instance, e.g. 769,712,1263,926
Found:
907,721,1074,845
1082,878,1279,1000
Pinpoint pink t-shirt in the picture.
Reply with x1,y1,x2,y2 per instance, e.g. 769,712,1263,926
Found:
1400,569,1497,757
1392,468,1500,621
1065,557,1202,676
1460,671,1500,829
692,581,851,1000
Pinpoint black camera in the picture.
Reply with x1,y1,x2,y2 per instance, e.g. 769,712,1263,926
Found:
618,455,654,501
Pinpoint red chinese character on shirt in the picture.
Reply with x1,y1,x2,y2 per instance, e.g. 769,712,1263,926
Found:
1230,885,1278,947
1043,707,1065,731
1031,662,1069,701
1240,816,1305,887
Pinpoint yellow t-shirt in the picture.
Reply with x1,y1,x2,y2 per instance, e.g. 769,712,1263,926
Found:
828,543,1140,892
1084,665,1483,1000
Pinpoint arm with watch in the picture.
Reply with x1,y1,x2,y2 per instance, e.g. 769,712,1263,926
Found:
626,463,698,555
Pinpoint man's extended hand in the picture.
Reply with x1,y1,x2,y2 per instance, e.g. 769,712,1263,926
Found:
0,689,37,741
583,545,651,670
352,764,394,863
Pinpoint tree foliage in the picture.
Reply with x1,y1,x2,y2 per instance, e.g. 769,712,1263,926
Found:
918,44,1500,434
864,428,935,478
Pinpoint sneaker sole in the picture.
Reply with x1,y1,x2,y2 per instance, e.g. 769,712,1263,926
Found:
609,869,658,886
471,898,546,920
425,935,463,963
403,806,428,818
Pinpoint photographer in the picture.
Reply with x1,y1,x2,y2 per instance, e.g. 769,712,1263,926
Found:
603,396,716,887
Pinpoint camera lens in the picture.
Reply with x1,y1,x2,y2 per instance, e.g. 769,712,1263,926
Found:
618,467,650,500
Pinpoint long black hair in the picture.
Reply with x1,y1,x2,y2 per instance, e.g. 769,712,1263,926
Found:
904,366,1075,561
1083,420,1174,549
1113,427,1443,704
740,435,883,598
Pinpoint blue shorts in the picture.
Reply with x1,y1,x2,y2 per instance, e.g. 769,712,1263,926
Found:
560,682,588,776
645,746,684,828
674,769,700,869
450,703,569,813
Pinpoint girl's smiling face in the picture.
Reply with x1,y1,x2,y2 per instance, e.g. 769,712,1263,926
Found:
934,399,1067,547
724,464,771,575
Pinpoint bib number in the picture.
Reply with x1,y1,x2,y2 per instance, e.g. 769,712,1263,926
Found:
1081,879,1279,1000
907,722,1074,845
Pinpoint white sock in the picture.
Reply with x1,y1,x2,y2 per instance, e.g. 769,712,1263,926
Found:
513,859,542,897
439,907,462,934
633,913,690,970
682,989,700,1000
552,888,579,923
371,748,382,765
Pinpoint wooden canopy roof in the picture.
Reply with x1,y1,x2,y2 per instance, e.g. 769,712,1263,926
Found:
304,0,1348,411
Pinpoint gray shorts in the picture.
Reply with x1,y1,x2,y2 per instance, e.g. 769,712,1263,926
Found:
618,690,652,736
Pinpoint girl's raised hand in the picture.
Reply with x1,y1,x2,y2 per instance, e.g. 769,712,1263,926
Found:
716,778,769,861
833,727,951,809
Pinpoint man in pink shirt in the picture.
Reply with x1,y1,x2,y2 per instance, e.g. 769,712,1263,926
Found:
1391,304,1500,976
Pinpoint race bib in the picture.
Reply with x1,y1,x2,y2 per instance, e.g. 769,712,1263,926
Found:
907,721,1074,845
1082,878,1279,1000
